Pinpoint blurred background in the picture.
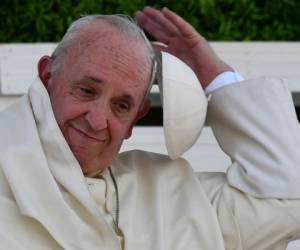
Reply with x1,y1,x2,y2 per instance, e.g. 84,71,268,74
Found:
1,0,300,42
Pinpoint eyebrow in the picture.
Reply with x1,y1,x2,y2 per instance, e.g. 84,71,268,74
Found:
79,75,103,84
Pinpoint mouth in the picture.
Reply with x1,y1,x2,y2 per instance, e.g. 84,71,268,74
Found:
69,125,107,142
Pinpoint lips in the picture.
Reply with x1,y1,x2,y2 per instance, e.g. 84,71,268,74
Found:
69,124,107,142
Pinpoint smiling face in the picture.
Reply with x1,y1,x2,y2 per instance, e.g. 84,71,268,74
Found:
39,21,152,174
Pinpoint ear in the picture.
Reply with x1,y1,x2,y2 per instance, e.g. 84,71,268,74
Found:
38,56,52,88
125,99,151,139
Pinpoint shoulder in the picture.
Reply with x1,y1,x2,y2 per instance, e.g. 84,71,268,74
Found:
116,149,190,168
0,95,30,134
0,95,33,150
0,95,29,119
114,150,195,179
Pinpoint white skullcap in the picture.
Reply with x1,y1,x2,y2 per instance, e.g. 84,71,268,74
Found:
158,52,208,159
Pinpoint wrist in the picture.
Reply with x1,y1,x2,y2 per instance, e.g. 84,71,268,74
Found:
196,62,233,89
191,38,233,88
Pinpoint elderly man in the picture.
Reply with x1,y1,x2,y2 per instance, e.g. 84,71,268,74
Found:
0,6,300,250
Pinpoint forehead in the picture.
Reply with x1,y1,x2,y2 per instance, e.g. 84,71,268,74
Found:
63,21,152,95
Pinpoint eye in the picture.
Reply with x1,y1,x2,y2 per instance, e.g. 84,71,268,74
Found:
72,86,97,100
114,101,130,114
79,87,95,96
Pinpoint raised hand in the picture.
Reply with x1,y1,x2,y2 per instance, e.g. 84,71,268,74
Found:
135,7,232,88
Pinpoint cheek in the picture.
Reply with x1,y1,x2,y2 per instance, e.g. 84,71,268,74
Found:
47,81,75,127
109,119,132,143
50,96,83,130
51,99,69,127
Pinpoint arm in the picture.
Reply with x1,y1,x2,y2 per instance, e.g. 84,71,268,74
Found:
135,6,300,199
206,77,300,198
201,77,300,248
136,7,300,248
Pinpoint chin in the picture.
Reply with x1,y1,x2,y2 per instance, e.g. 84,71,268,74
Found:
78,156,112,175
80,162,108,175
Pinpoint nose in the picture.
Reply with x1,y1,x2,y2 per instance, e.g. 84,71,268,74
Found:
85,102,108,132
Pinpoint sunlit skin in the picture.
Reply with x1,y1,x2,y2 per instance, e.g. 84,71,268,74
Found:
38,21,152,174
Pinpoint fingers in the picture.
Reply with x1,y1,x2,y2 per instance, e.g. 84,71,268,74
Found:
135,11,170,44
135,6,200,45
161,7,198,38
142,7,178,37
135,6,184,45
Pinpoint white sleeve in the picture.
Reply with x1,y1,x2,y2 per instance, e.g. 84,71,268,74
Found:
206,77,300,198
205,71,244,95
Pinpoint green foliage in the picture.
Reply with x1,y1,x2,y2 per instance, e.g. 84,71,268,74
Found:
1,0,300,42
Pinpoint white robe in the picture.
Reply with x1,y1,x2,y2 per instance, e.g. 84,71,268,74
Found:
0,77,299,249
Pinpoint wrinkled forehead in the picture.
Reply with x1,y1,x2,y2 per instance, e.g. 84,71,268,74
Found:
71,21,152,76
59,21,154,102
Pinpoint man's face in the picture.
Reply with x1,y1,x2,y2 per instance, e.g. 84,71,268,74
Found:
42,23,151,174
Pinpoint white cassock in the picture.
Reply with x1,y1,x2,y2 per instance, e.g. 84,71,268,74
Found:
0,77,300,250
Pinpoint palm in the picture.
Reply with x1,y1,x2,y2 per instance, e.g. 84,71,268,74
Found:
164,35,201,69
